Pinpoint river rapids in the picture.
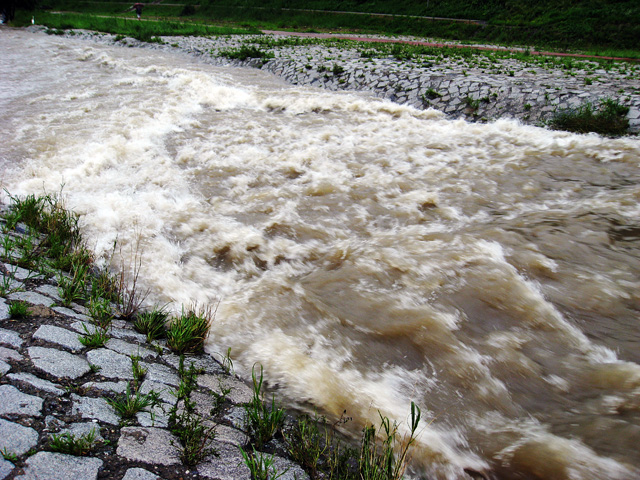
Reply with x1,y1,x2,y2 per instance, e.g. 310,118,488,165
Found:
1,29,639,480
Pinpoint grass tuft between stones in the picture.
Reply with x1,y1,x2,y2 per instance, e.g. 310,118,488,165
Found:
48,429,98,456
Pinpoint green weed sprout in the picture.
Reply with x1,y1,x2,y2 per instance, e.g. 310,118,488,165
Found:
48,429,98,456
244,364,285,449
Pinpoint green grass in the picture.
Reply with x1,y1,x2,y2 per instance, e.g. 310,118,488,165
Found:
2,192,92,274
8,300,29,319
107,383,162,420
166,305,214,355
218,44,275,61
134,306,168,342
0,448,18,462
78,324,109,349
169,355,217,466
280,404,422,480
547,98,630,136
58,262,89,307
12,0,640,55
130,354,147,388
244,364,286,450
240,446,288,480
15,10,258,41
87,296,114,330
48,429,98,456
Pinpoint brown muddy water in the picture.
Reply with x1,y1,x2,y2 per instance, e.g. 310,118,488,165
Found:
1,29,639,480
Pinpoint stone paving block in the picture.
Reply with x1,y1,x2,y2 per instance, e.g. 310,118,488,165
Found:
136,404,170,428
0,299,8,321
0,360,9,375
272,455,310,480
28,346,90,379
105,338,157,359
223,406,247,431
198,374,253,405
0,385,43,416
33,324,84,352
0,458,13,480
144,362,179,387
35,284,63,301
0,327,23,348
14,451,102,480
71,395,120,425
60,422,104,442
44,415,65,431
197,442,251,480
7,372,64,395
215,425,248,447
69,321,97,335
86,348,133,380
121,468,161,480
56,309,91,322
0,346,23,362
0,418,40,456
139,380,174,404
164,353,224,375
7,291,54,307
116,427,181,465
82,380,129,394
110,327,147,343
10,266,41,282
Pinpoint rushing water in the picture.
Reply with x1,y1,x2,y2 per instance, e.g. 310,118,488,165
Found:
2,29,640,480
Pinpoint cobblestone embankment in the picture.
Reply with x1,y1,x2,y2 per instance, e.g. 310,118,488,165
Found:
0,220,307,479
167,34,640,133
33,26,640,133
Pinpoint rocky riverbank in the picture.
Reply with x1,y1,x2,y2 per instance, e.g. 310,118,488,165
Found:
30,26,640,133
0,210,308,480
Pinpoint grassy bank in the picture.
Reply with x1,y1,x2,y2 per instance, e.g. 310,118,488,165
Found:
12,10,259,41
21,0,640,57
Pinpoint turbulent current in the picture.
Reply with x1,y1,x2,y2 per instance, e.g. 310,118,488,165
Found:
2,29,640,480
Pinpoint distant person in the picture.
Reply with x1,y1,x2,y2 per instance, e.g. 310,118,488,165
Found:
128,2,144,20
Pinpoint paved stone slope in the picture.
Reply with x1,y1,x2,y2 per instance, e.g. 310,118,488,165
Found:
0,231,307,479
167,35,640,133
29,27,640,133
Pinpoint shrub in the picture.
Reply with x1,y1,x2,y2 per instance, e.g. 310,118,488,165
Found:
423,88,442,100
332,63,345,75
548,98,630,136
180,4,196,16
218,45,274,61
